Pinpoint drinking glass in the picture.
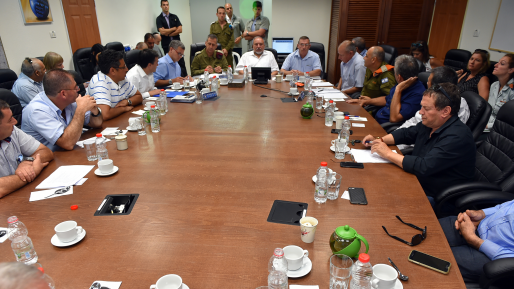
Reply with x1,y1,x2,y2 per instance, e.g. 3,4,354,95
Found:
84,140,97,161
335,139,347,160
328,173,342,200
195,90,203,104
183,78,190,91
316,95,324,112
330,254,353,289
134,118,146,136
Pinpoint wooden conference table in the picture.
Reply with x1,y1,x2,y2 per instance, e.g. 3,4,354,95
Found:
0,80,466,288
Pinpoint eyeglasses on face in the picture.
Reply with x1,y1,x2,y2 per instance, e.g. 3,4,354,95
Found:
298,43,311,47
382,215,426,246
172,48,184,58
432,84,452,103
114,65,127,70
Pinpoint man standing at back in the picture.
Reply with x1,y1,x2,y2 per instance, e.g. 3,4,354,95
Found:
243,1,270,52
337,40,366,98
12,58,46,108
210,6,234,68
156,0,185,76
280,36,322,77
191,35,229,76
225,3,245,61
352,37,367,57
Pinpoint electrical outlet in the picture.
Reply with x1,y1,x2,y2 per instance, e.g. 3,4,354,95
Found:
473,29,480,37
50,31,56,38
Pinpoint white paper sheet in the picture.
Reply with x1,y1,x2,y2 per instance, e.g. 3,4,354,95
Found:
101,127,127,136
290,286,319,289
352,123,365,127
76,136,111,148
0,228,12,243
36,166,95,189
349,116,367,121
131,110,146,115
91,281,122,289
350,149,397,163
341,190,350,200
75,178,87,186
311,82,334,87
30,186,74,202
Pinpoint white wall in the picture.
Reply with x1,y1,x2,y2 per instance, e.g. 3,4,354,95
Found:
0,0,73,74
458,0,506,62
271,0,331,68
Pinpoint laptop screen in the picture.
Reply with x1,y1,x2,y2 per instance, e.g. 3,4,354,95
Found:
272,38,294,54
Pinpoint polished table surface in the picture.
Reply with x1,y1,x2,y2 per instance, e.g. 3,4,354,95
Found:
0,80,466,288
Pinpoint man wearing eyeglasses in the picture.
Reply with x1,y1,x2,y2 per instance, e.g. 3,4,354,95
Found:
22,69,103,151
12,58,46,108
88,50,143,121
0,100,53,198
280,36,322,77
154,40,191,86
191,34,229,76
362,83,475,198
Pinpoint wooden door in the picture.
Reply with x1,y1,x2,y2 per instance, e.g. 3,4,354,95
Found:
61,0,102,53
428,0,468,60
380,0,436,55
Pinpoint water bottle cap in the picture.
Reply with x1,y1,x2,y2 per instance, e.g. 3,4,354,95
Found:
213,76,216,78
7,216,18,223
70,205,78,210
161,89,164,91
205,69,208,71
358,253,370,263
273,248,284,257
37,267,44,273
151,105,156,108
228,65,231,67
306,72,309,74
345,116,350,119
244,66,247,67
96,133,102,137
329,100,334,103
320,161,328,166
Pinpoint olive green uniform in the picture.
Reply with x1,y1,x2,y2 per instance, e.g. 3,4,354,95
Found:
361,62,397,99
210,20,234,67
190,48,229,76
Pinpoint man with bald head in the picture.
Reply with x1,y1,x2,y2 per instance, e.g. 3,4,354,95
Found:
236,36,279,76
347,46,396,104
336,40,366,98
12,58,46,107
225,2,245,60
153,33,164,57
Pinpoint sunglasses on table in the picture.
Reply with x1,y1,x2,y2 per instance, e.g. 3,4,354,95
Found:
382,215,426,246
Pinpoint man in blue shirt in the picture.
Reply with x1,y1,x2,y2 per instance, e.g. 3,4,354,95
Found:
11,58,46,107
154,40,190,87
439,200,514,282
352,37,367,57
22,69,103,151
337,40,366,97
372,55,425,124
280,36,322,77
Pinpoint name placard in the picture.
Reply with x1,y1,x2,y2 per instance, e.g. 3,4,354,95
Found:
203,91,218,100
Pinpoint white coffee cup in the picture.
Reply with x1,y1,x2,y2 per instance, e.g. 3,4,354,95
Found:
300,216,318,243
128,117,139,129
299,75,306,82
371,264,398,289
220,78,228,85
283,245,309,271
172,82,181,89
98,159,114,174
150,274,182,289
146,101,155,109
285,74,293,81
55,221,83,243
290,88,298,95
335,116,345,129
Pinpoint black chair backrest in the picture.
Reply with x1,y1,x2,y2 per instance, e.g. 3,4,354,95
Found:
73,47,94,81
379,44,398,65
461,91,492,141
418,71,430,89
125,50,140,70
475,99,514,191
310,42,326,77
66,70,86,96
105,42,125,53
190,42,222,68
265,48,278,63
444,49,471,71
487,61,498,84
36,56,44,62
0,88,22,127
0,69,18,90
415,59,426,73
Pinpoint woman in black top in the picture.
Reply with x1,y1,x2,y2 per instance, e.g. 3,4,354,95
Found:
456,49,490,100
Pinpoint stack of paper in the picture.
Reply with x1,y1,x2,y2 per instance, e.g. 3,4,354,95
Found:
36,165,95,189
311,82,334,87
101,127,127,135
350,149,397,163
131,110,145,116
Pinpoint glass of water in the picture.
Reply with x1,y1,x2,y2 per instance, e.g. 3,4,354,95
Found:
195,90,203,104
183,78,190,91
84,140,97,161
316,95,324,112
328,173,342,200
134,118,146,136
335,139,347,160
330,254,353,289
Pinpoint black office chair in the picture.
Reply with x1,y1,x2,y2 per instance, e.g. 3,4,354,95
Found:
189,42,222,69
486,61,498,85
379,44,398,66
0,69,18,90
418,71,431,89
265,48,279,63
434,99,514,218
125,50,140,70
73,47,94,81
415,59,426,73
105,42,125,53
444,49,471,71
36,56,44,62
0,88,22,127
462,91,492,141
66,70,86,97
309,42,325,78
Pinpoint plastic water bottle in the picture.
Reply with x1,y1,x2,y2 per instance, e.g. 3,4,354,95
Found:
211,75,219,95
7,216,38,265
343,115,351,132
227,65,233,83
268,248,288,274
293,70,299,82
350,253,373,289
314,162,329,204
36,265,56,289
268,270,288,289
305,71,311,91
160,89,169,113
95,133,109,161
325,100,334,127
244,66,249,83
204,69,210,85
150,105,160,133
158,89,167,115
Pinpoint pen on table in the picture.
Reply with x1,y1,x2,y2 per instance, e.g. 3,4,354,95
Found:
345,115,359,117
365,141,373,144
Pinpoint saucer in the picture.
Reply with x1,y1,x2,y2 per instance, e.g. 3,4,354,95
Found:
287,256,312,278
394,279,403,289
51,229,86,247
330,146,351,152
94,166,119,176
288,92,300,96
312,168,333,183
126,126,137,132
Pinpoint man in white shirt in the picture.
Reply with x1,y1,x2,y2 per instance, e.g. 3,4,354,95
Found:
126,49,161,99
236,37,279,76
88,50,143,121
336,40,366,97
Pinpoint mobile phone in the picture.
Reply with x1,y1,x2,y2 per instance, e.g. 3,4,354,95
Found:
349,187,367,205
340,162,364,169
408,250,451,274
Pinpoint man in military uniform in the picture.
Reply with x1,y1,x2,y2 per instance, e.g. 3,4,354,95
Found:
347,46,396,105
225,3,245,63
210,6,234,67
191,34,229,76
243,1,270,51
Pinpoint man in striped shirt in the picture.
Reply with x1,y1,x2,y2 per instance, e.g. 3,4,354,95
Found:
87,50,143,121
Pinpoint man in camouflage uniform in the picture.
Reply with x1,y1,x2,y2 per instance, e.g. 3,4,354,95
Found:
210,6,234,67
347,46,396,105
191,34,229,76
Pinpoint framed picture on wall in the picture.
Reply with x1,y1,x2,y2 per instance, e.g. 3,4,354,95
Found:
19,0,53,24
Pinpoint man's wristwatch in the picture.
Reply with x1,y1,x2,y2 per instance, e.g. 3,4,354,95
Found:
169,79,173,85
127,99,132,106
17,154,34,163
91,107,102,117
246,32,249,37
